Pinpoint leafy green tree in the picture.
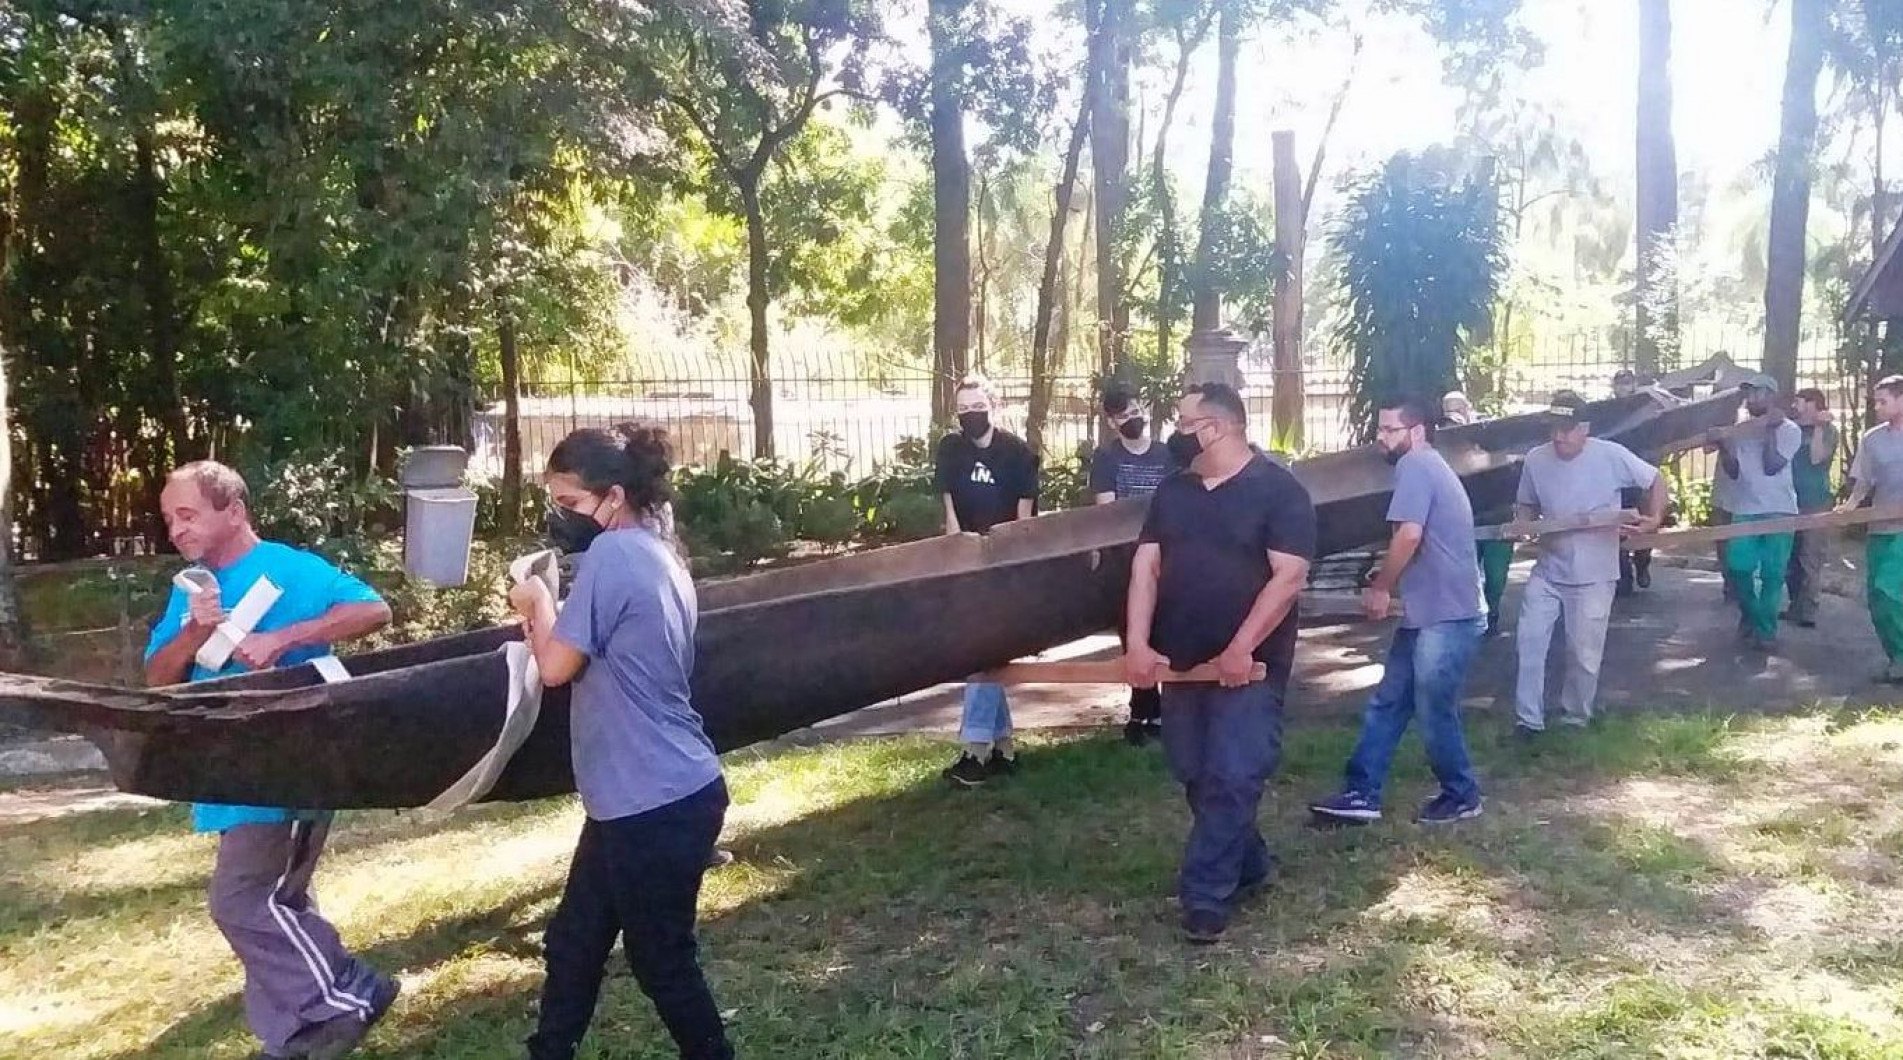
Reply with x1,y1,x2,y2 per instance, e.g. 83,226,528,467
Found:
1329,150,1507,442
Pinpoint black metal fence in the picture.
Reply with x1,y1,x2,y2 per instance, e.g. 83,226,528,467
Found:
477,330,1859,477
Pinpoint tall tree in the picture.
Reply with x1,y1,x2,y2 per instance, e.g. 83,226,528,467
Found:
1147,0,1217,365
1634,0,1677,377
1190,0,1240,332
1764,0,1829,393
928,0,973,423
1029,98,1092,453
1330,150,1506,442
1088,0,1134,377
645,2,881,458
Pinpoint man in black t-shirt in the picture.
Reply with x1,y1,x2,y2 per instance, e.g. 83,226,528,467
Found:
1092,382,1176,745
1127,382,1317,944
935,378,1042,787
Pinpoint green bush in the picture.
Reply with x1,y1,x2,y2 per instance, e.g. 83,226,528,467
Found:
1039,440,1095,512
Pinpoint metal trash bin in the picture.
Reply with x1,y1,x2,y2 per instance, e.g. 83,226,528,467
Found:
400,446,476,587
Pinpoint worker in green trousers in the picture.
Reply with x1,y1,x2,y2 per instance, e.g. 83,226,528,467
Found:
1839,374,1903,683
1706,375,1799,652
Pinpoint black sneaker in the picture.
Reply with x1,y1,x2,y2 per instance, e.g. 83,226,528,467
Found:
1309,791,1382,822
1123,720,1150,746
986,754,1020,778
1417,794,1483,825
1144,720,1164,742
1484,615,1502,638
943,754,990,787
1512,723,1543,744
1635,567,1651,589
1180,908,1227,945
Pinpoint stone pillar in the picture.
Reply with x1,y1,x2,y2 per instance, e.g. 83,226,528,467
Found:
1183,327,1247,389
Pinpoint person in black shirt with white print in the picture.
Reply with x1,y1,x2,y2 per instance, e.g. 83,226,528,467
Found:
1126,382,1317,944
935,377,1041,786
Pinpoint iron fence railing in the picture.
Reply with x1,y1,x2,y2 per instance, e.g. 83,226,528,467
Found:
479,331,1858,475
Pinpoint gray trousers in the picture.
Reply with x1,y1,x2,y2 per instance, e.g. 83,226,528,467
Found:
209,819,383,1054
1514,574,1617,730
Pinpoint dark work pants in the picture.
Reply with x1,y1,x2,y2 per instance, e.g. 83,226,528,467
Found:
528,779,733,1060
1160,680,1283,916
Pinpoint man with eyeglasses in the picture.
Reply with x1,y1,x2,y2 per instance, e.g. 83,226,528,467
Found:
1310,396,1487,826
1127,382,1315,944
1091,381,1176,745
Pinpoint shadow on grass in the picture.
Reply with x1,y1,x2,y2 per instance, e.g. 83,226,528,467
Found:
55,705,1877,1059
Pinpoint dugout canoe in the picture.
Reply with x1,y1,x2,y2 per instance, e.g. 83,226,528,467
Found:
0,383,1743,809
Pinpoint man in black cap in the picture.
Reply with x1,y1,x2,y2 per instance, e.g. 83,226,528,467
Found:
1510,391,1668,735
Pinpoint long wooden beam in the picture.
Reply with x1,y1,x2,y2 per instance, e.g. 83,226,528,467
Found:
981,659,1268,685
1623,506,1903,549
1474,510,1635,541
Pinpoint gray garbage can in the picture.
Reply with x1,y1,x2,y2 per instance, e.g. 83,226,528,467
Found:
399,447,477,587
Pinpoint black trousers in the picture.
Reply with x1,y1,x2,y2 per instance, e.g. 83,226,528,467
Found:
528,779,733,1060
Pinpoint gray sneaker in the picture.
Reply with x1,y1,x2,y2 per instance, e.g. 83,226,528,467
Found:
292,975,401,1060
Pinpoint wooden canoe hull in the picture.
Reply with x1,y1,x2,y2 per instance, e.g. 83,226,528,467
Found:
0,386,1743,808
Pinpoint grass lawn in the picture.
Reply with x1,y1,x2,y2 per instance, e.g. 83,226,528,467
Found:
7,708,1903,1059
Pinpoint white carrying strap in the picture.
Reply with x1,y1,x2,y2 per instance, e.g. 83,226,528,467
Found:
424,548,558,811
179,572,282,671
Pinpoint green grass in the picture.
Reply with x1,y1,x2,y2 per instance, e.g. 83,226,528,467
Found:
7,708,1903,1058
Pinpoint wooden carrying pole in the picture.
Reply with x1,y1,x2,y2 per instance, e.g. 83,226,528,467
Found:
1623,506,1903,549
1474,510,1635,541
983,659,1268,685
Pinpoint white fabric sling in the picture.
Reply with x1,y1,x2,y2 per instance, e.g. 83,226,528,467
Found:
424,549,560,811
174,568,283,672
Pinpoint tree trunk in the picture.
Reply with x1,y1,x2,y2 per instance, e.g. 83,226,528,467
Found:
741,180,775,458
497,291,524,534
1030,96,1092,455
929,0,973,424
1763,0,1827,393
974,168,990,374
1271,130,1306,451
1088,0,1133,377
1634,0,1678,377
1192,0,1239,332
1876,80,1890,262
1151,14,1211,368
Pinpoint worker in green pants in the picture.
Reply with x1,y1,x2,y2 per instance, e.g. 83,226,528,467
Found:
1477,538,1513,636
1838,374,1903,683
1706,375,1799,652
1445,391,1516,636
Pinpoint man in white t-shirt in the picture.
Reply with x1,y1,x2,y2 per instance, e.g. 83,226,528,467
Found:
1509,392,1668,735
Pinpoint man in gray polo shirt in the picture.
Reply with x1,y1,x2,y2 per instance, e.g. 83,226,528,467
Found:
1311,396,1487,824
1510,392,1668,734
1709,374,1800,651
1839,375,1903,681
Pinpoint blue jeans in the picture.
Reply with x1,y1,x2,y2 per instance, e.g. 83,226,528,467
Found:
1160,680,1282,916
958,682,1012,745
1343,616,1484,806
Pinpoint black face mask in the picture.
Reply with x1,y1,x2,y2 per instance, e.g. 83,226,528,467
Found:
547,501,606,555
1166,429,1203,465
958,411,991,440
1118,417,1147,441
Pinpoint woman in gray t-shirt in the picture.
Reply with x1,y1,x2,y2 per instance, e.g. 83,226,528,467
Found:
510,423,733,1060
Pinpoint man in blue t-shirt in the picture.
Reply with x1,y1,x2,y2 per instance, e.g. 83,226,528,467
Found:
1311,397,1488,826
144,460,398,1059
